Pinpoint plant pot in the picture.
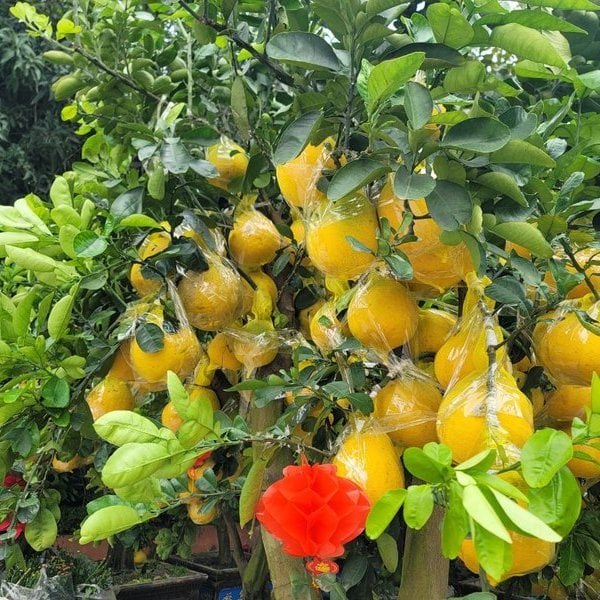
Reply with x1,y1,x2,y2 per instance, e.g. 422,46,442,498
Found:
168,554,242,600
114,571,208,600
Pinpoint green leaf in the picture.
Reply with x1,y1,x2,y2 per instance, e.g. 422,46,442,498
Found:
94,411,162,446
490,23,567,67
79,505,143,544
6,245,57,273
521,428,573,488
110,187,144,220
526,0,599,7
473,473,528,504
443,61,486,93
427,3,474,49
473,524,513,584
478,10,587,34
528,467,581,537
559,535,585,586
266,32,341,71
12,287,37,337
402,447,448,483
462,485,511,542
485,276,528,308
367,52,426,112
441,483,469,558
135,322,164,353
376,533,399,572
41,377,70,409
114,478,161,503
24,508,57,551
426,180,473,230
403,484,434,530
487,221,553,258
47,294,75,340
404,82,433,130
593,372,600,415
240,459,267,527
455,449,497,474
273,111,321,165
476,172,527,207
490,489,561,542
393,168,436,200
366,489,407,539
167,371,190,418
490,139,555,167
231,76,250,142
327,159,389,201
49,176,72,208
441,117,510,153
102,443,171,489
161,139,191,174
117,215,162,229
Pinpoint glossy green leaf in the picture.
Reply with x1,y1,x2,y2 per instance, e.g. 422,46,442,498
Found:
443,61,486,93
476,172,527,207
490,23,567,67
559,535,585,586
404,81,433,130
240,459,267,527
491,139,555,167
94,410,162,446
528,467,581,537
367,52,426,111
402,447,448,483
273,111,321,165
441,117,510,153
24,508,57,551
41,377,70,409
12,287,37,337
426,180,473,230
135,322,164,353
47,294,75,340
521,429,573,488
487,221,553,258
455,449,497,474
267,32,341,71
376,533,398,572
231,76,250,142
102,443,171,489
327,159,389,201
473,524,513,584
462,485,511,542
49,176,72,208
366,489,407,539
441,482,469,558
427,3,474,49
6,245,57,273
403,485,434,530
114,478,162,503
110,187,144,220
478,10,586,33
79,505,143,544
393,168,436,200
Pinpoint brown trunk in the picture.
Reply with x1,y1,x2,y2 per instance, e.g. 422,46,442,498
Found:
397,506,449,600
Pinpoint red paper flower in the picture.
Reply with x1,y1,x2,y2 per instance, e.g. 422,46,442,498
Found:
0,515,25,539
255,458,370,560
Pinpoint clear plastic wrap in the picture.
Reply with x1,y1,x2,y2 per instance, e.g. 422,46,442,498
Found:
543,246,600,299
0,573,115,600
275,137,337,211
377,179,472,294
308,299,349,356
373,363,443,448
542,384,591,427
228,317,279,373
85,375,135,422
206,135,248,191
436,367,534,466
346,270,418,356
305,193,378,281
129,225,172,298
177,251,245,331
532,294,600,386
408,307,457,358
331,420,405,506
228,204,282,269
433,273,507,391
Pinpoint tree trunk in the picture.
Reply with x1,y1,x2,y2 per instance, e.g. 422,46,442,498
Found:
397,506,449,600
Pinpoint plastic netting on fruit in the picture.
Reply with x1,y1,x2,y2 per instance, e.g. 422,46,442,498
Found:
532,294,600,386
436,366,534,466
305,193,378,281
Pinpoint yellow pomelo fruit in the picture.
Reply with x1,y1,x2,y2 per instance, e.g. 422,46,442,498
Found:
306,194,378,280
187,500,219,525
247,269,277,303
309,300,348,355
276,137,337,210
129,229,171,297
566,434,600,478
130,322,201,389
298,299,325,341
533,296,600,385
228,208,282,269
207,332,242,371
437,369,534,465
107,340,136,382
133,550,148,565
332,430,405,505
347,273,418,353
290,219,305,245
544,247,600,299
459,532,555,585
231,319,279,370
178,255,244,331
377,178,429,229
409,308,457,357
206,136,248,190
545,385,591,425
374,377,442,448
86,375,135,421
161,386,220,432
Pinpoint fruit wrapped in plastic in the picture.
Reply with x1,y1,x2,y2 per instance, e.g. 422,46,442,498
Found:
129,223,172,297
532,294,600,386
436,367,534,466
206,135,248,191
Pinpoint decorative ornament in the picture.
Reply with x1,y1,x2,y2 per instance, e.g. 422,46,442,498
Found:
255,456,370,575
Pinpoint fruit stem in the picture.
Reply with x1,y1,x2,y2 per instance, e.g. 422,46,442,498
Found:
559,239,600,301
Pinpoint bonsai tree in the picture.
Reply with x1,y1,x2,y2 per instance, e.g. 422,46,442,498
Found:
2,0,600,598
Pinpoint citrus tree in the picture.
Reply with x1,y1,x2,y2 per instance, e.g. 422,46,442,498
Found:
2,0,600,598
